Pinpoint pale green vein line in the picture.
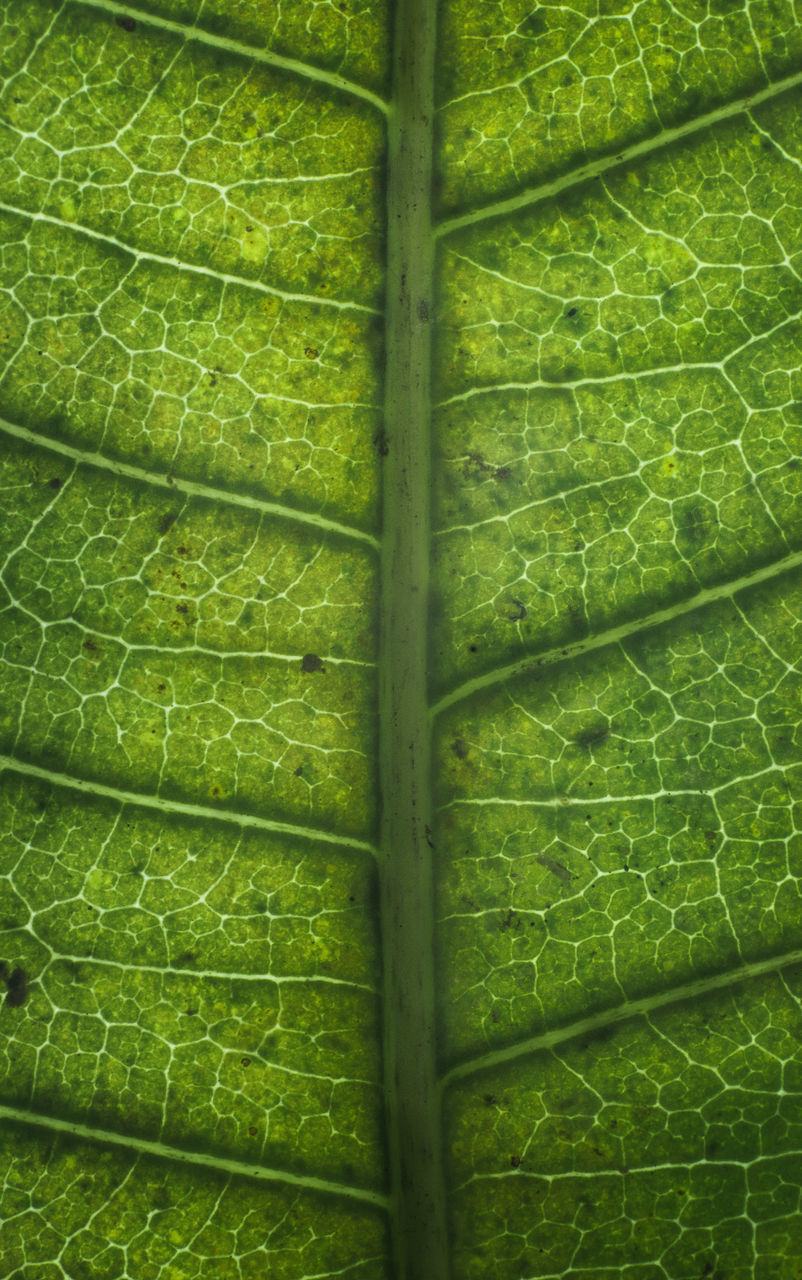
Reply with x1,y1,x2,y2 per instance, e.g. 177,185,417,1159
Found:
440,945,802,1089
459,1152,802,1189
0,417,380,552
42,953,377,993
8,602,375,670
430,544,802,719
0,755,380,858
435,66,802,239
69,0,389,115
0,1103,390,1209
0,200,381,316
432,362,717,408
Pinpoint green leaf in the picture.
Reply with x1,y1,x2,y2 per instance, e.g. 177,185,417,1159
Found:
1,1,801,1278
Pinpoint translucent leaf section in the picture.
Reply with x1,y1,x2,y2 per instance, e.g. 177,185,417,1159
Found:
0,1124,390,1279
0,773,383,1186
445,965,802,1279
90,0,391,95
0,440,378,836
0,5,385,302
435,569,802,1062
0,0,386,1266
432,91,802,690
436,0,802,211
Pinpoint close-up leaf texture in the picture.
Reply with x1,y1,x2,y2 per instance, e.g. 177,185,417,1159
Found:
1,1,801,1277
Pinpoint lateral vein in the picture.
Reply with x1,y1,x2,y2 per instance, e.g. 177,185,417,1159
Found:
436,66,802,239
0,754,380,858
0,200,381,315
0,417,380,552
441,944,802,1088
430,544,802,719
68,0,389,114
0,1103,390,1209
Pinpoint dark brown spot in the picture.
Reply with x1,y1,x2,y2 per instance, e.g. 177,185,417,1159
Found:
116,15,136,31
304,346,319,359
509,1155,521,1168
48,477,62,489
504,598,527,622
5,967,29,1008
301,653,324,673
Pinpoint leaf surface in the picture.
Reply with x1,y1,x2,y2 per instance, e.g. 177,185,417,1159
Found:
1,1,801,1277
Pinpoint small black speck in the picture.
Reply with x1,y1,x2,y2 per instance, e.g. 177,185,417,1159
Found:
451,738,469,759
48,477,62,489
116,15,136,31
293,765,303,777
566,307,578,317
302,653,324,673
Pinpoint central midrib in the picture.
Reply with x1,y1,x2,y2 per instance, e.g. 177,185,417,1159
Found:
379,2,448,1279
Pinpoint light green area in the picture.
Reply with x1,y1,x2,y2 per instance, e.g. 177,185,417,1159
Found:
436,0,802,211
432,95,802,690
0,210,382,528
0,4,385,301
446,965,802,1279
434,570,802,1061
100,0,391,94
0,438,378,835
0,772,384,1186
0,0,801,1277
0,1122,390,1278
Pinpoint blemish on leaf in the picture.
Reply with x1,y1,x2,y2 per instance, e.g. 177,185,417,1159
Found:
3,966,29,1008
535,854,572,882
301,653,324,673
304,346,319,359
451,738,469,759
509,1155,521,1168
373,430,389,456
499,909,520,932
115,15,136,31
504,598,527,621
574,721,610,750
157,511,178,535
47,477,62,490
